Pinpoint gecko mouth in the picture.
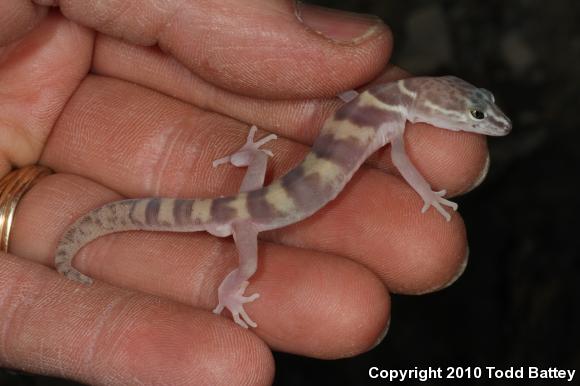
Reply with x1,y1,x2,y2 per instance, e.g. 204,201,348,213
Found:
497,118,512,136
486,115,512,136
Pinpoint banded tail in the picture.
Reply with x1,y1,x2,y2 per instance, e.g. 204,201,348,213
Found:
55,198,208,283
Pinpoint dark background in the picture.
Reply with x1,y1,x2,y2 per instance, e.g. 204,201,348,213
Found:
2,1,578,385
274,1,580,385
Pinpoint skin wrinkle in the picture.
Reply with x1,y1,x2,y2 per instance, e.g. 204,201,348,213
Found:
6,88,63,146
87,299,148,384
29,285,81,376
151,126,183,195
35,339,51,374
154,0,191,46
91,35,340,142
158,0,389,97
0,12,92,169
0,125,38,167
0,1,47,46
112,111,178,194
80,294,131,368
6,281,36,353
0,260,61,368
79,1,147,44
216,54,304,80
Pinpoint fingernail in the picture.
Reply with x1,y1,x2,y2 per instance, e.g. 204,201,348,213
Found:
466,153,490,193
372,317,391,349
295,1,384,44
440,245,470,290
413,245,469,295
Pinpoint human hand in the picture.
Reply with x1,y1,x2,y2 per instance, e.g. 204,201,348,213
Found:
0,1,488,384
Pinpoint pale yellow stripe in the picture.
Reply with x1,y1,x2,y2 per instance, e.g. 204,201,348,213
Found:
157,198,176,225
322,117,376,142
303,152,342,185
397,79,417,99
358,91,404,114
226,193,250,220
266,182,296,213
132,199,149,224
424,100,466,121
192,198,212,222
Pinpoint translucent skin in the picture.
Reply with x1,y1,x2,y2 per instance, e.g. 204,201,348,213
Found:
55,76,512,328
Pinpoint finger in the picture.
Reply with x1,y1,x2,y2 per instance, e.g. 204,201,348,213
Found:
11,174,391,358
0,0,48,46
0,253,274,385
93,34,412,146
377,123,489,197
93,34,340,143
92,37,412,145
266,169,469,294
49,0,391,98
0,11,92,175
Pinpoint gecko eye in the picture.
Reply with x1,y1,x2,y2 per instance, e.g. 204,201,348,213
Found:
470,110,485,120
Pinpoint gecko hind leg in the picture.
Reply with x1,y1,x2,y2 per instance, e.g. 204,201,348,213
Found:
213,223,260,328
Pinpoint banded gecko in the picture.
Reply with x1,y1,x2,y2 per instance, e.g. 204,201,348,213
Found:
55,76,511,328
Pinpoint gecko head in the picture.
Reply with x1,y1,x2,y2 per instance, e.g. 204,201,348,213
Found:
409,76,512,136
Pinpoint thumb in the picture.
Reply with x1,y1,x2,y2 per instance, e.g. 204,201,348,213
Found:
45,0,392,98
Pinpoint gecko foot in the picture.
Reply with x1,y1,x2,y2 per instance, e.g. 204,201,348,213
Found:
420,189,458,222
213,272,260,328
213,125,277,168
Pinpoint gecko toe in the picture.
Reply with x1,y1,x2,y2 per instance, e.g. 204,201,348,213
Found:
243,293,260,303
233,313,249,329
214,281,260,328
239,309,258,328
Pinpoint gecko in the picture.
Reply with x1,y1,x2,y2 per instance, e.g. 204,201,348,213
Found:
54,76,511,328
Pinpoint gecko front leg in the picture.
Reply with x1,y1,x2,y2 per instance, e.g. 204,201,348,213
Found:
212,125,276,327
213,125,276,192
390,133,458,221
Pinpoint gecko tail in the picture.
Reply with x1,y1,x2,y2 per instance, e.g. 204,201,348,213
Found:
56,262,93,285
54,198,208,284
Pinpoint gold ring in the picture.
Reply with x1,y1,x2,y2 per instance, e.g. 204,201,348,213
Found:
0,165,53,253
